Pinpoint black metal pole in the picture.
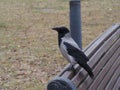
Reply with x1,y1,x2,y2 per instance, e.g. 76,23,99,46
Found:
69,0,82,48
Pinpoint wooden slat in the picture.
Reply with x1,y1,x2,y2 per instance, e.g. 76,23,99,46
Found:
97,56,120,90
72,29,120,87
84,24,120,58
89,55,120,90
105,66,120,90
78,45,120,90
112,77,120,90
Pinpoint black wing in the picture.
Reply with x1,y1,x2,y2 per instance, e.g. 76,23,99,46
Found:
64,42,89,62
64,42,94,78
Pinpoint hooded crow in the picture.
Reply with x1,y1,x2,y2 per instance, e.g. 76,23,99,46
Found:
52,26,94,78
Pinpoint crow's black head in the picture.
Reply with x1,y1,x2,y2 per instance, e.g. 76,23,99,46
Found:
52,26,69,35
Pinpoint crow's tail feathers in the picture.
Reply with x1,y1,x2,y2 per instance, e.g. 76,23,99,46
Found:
87,67,94,79
80,62,94,79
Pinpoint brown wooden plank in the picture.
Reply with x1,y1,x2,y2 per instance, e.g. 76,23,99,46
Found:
72,30,120,87
89,56,120,90
72,38,120,87
78,46,120,90
84,24,120,58
97,57,120,90
105,66,120,90
112,77,120,90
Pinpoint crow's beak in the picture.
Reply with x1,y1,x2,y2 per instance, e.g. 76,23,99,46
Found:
52,27,60,31
52,27,58,30
52,28,56,30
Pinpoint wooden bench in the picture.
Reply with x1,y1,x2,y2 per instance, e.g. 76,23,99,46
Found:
47,24,120,90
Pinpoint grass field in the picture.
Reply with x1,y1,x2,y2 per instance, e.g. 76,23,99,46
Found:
0,0,120,89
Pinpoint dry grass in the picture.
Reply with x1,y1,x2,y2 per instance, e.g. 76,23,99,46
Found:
0,0,120,89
